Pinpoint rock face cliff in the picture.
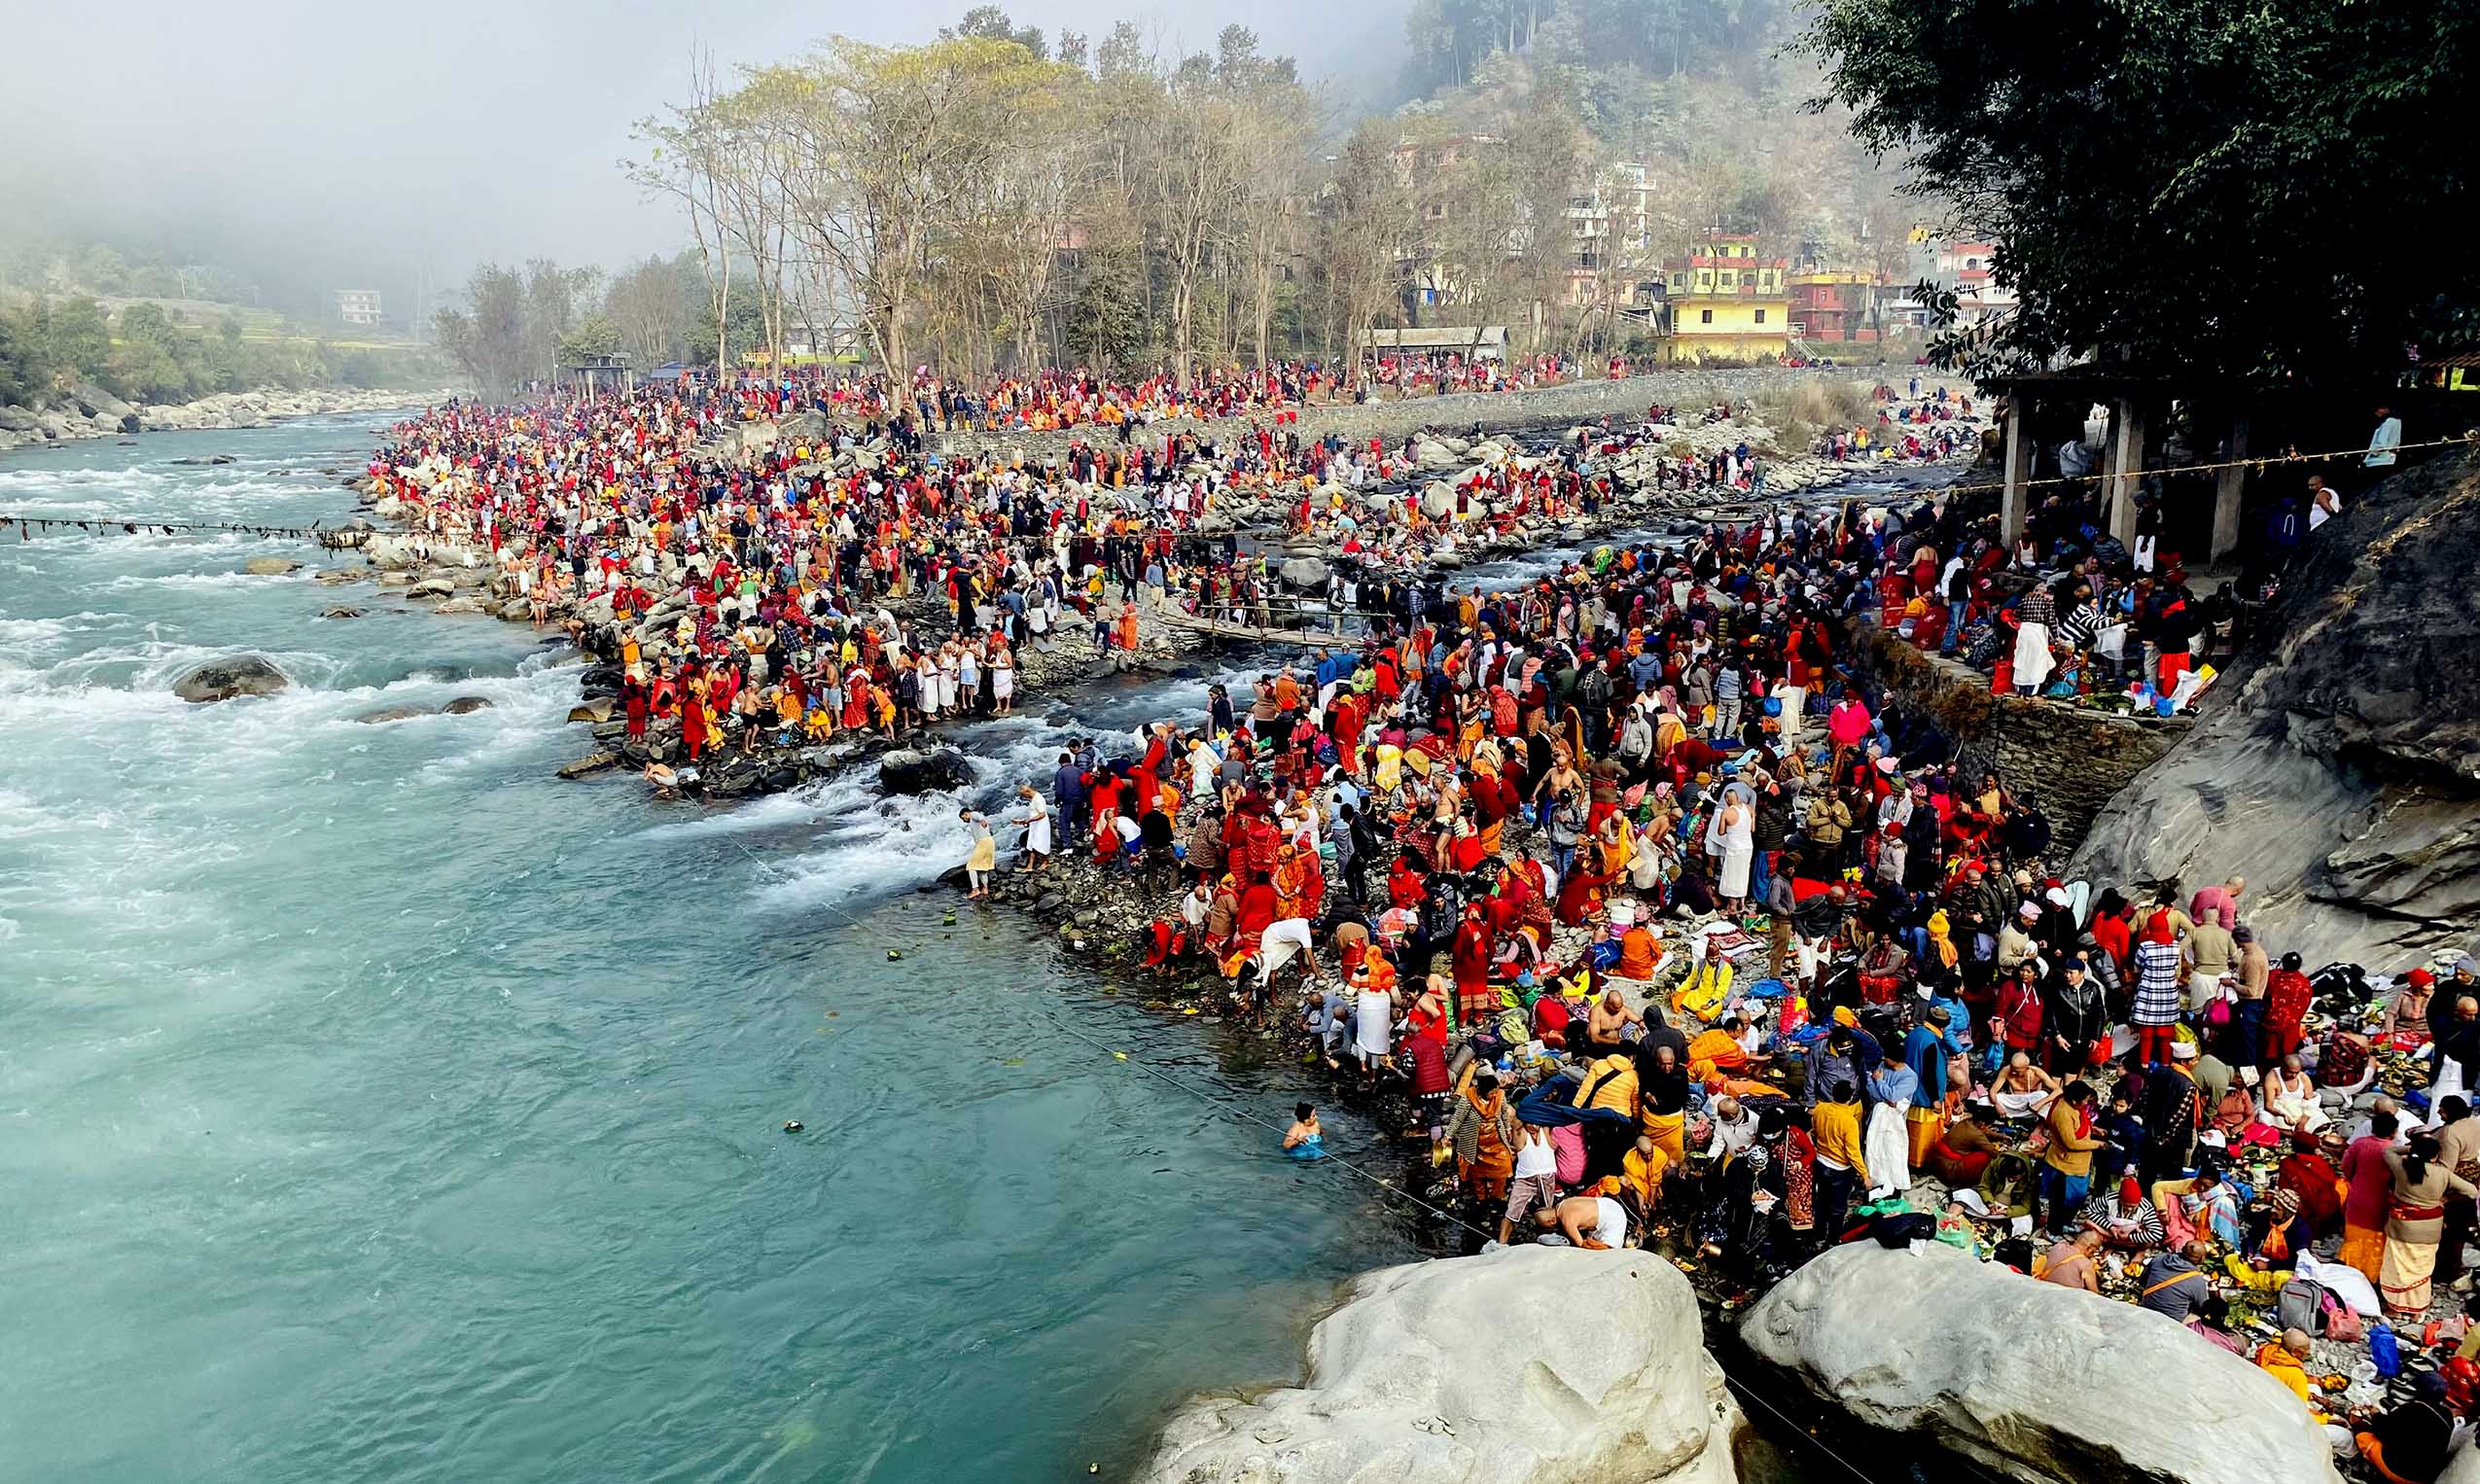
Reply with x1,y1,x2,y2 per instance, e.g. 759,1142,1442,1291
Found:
2071,451,2480,967
1741,1242,2343,1484
1138,1246,1740,1484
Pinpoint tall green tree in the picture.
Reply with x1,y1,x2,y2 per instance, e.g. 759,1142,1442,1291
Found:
433,265,534,398
1804,0,2478,383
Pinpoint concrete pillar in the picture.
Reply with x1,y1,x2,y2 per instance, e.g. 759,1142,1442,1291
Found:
2211,413,2249,564
2001,395,2034,546
2108,398,2145,549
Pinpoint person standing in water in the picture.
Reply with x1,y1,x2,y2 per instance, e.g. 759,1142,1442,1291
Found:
1284,1102,1325,1159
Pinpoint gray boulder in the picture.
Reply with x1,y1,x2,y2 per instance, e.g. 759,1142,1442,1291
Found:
878,747,973,795
557,751,620,779
243,556,301,576
173,654,290,704
2071,453,2480,964
440,696,494,715
353,706,426,724
1139,1246,1739,1484
1740,1241,2341,1484
70,382,138,424
1279,555,1331,591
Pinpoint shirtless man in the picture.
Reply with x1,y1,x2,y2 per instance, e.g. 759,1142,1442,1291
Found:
1536,1190,1629,1251
2039,1223,2106,1292
1588,988,1644,1052
1991,1052,2062,1121
1533,753,1583,816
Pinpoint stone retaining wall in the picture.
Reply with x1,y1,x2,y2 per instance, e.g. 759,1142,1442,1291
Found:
930,366,1863,464
1844,618,2187,850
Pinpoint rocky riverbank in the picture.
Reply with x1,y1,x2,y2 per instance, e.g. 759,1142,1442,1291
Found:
0,383,459,453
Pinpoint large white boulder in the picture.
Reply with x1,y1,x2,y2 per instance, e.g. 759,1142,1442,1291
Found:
364,534,416,571
1740,1241,2343,1484
1138,1246,1739,1484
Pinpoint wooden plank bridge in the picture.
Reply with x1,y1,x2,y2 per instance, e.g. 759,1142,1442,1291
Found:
1153,608,1362,649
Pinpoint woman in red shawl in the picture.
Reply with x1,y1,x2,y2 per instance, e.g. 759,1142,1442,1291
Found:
1451,901,1496,1025
1273,843,1323,923
1388,856,1428,911
2263,950,2316,1065
680,678,711,761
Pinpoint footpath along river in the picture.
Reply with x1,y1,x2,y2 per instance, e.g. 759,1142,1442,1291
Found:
1,410,1840,1484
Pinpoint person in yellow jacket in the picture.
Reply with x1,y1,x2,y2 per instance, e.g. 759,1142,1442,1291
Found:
1572,1051,1639,1117
2038,1080,2106,1234
1811,1078,1869,1238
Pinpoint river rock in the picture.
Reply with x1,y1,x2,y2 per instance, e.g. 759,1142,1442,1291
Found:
321,606,363,619
706,764,763,798
440,696,494,715
497,597,532,622
1740,1241,2341,1484
354,706,426,724
568,699,615,724
1279,555,1330,590
1139,1246,1739,1484
1420,485,1458,520
405,577,454,600
557,751,620,779
172,654,289,704
2071,452,2480,964
69,382,138,424
578,664,624,697
878,746,973,795
365,534,415,571
243,556,301,576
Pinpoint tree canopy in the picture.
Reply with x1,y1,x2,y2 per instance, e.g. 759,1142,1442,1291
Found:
1805,0,2477,386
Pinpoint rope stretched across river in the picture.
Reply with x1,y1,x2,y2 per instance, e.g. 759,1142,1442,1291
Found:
1,513,371,548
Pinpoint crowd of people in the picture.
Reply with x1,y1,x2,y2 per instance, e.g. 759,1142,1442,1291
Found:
680,352,1594,440
1812,381,1986,464
985,489,2474,1480
362,365,2017,780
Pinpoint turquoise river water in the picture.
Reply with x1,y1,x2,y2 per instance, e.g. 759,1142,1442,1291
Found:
0,411,1428,1484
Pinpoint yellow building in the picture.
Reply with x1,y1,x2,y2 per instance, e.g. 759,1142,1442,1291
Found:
1656,234,1790,362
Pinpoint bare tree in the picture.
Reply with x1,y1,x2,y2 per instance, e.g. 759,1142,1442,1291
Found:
626,47,736,375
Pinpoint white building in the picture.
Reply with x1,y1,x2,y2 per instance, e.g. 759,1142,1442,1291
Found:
335,290,383,327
